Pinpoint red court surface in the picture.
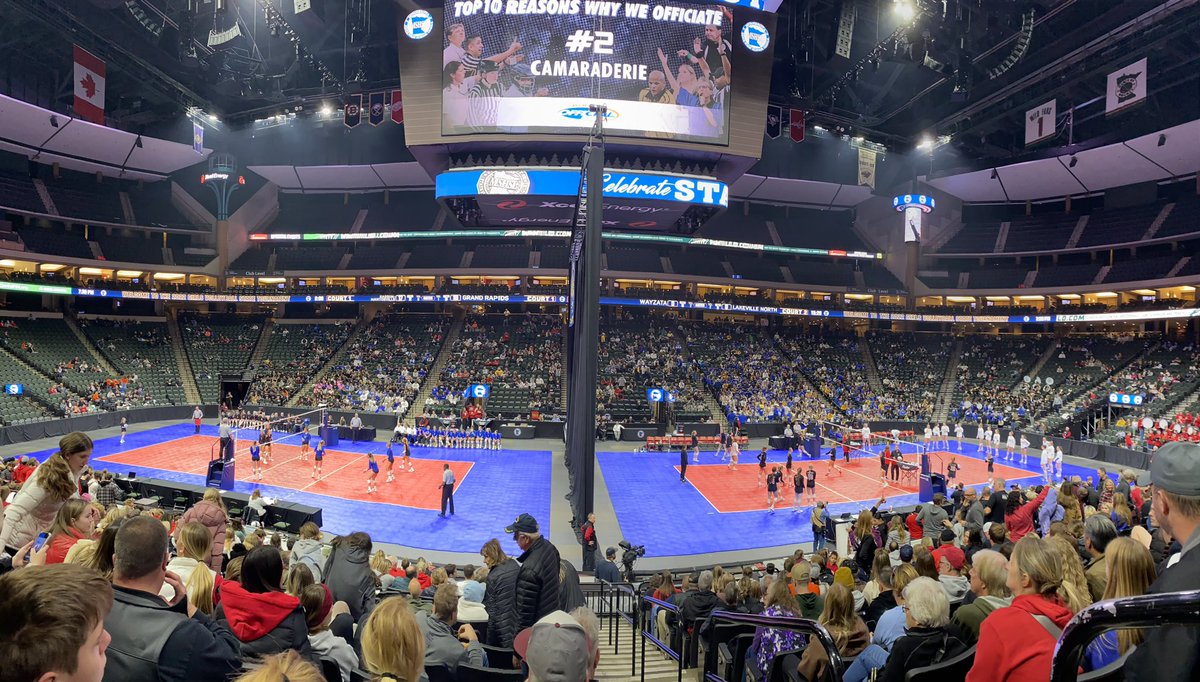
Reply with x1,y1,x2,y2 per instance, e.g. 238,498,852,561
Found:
677,451,1027,513
95,435,473,511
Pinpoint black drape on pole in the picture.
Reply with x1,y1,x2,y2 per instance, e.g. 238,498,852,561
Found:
564,135,604,530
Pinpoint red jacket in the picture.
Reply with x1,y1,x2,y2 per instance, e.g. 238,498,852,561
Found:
1004,486,1050,543
46,527,87,565
906,513,924,541
966,594,1074,682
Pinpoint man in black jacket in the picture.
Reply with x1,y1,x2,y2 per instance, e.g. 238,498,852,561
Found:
1127,442,1200,682
103,516,242,682
678,570,721,665
507,513,561,631
596,547,622,583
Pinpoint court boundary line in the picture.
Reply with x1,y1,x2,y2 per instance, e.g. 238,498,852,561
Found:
672,465,724,514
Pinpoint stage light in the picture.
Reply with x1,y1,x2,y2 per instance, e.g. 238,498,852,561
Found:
320,104,333,116
916,136,934,150
208,114,219,123
812,124,826,132
894,0,915,21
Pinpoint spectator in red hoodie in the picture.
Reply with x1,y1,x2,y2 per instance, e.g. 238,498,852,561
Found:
966,535,1075,682
12,457,35,485
216,545,316,664
1004,485,1050,543
906,505,925,543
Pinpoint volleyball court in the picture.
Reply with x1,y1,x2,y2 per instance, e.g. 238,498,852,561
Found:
94,408,472,511
676,421,1026,514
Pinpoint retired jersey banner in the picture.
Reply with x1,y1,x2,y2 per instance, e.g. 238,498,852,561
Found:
192,122,204,154
390,89,404,124
368,91,386,126
766,104,781,139
344,94,361,128
857,148,876,189
1106,57,1147,115
1025,98,1056,146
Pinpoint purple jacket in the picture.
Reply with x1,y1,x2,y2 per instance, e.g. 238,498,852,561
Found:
1037,486,1063,536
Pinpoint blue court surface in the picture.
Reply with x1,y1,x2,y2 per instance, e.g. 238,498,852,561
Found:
599,442,1118,558
29,423,551,554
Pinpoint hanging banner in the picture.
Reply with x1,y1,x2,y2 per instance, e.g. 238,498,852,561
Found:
765,104,781,139
857,148,876,189
789,108,805,143
1024,98,1056,146
368,91,386,126
192,122,204,154
1106,57,1147,115
344,94,361,128
390,89,404,124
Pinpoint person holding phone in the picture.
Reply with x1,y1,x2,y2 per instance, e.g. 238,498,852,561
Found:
1,432,92,554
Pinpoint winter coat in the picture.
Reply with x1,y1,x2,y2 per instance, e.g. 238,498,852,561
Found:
483,558,520,647
966,593,1075,682
0,464,80,550
795,591,824,620
215,581,315,663
290,538,326,582
177,500,229,572
939,574,971,603
878,623,972,682
457,597,488,623
864,589,897,627
952,594,1013,642
46,527,87,564
322,541,378,621
796,616,870,682
513,536,561,631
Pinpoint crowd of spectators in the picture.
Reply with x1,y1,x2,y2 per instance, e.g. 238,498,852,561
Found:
246,323,356,406
949,335,1049,426
775,329,872,421
867,332,951,422
596,316,711,419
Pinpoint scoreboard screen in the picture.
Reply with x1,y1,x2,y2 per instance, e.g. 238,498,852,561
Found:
400,0,777,153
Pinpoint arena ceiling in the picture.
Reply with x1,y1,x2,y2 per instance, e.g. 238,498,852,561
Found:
1,0,1198,173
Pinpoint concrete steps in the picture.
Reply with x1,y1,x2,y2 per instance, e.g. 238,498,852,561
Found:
166,313,203,405
286,315,372,408
407,310,467,423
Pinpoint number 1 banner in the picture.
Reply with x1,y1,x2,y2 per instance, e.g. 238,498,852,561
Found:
1025,98,1055,146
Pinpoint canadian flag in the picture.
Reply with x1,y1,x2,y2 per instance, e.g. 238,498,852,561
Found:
73,45,106,125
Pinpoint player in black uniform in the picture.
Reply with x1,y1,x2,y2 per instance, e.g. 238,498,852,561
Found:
792,465,804,512
757,448,768,487
805,465,818,504
766,465,781,513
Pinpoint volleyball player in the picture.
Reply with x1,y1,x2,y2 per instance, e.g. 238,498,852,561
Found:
366,453,379,493
947,457,959,483
954,422,964,451
1052,442,1063,483
879,445,889,485
260,427,273,464
757,447,768,487
982,426,993,456
991,428,1001,459
785,448,794,478
402,436,414,472
728,437,739,469
715,428,727,460
385,439,396,482
827,443,838,476
1019,433,1030,466
250,440,263,480
890,448,902,482
986,448,995,480
842,439,851,465
300,425,311,461
976,424,985,452
766,465,779,513
805,464,817,505
119,416,128,444
691,430,700,464
861,423,871,449
939,422,949,449
312,438,326,479
1005,430,1017,461
923,423,933,447
1040,441,1053,484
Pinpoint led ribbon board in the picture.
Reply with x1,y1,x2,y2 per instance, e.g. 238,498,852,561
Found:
436,167,727,230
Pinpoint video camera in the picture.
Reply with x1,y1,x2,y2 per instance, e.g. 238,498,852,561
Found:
618,540,645,581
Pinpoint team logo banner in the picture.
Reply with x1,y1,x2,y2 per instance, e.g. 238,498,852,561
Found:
369,91,386,126
192,123,204,154
766,104,781,139
391,89,404,124
857,148,876,189
1025,98,1055,146
789,108,804,142
344,94,362,128
1106,57,1147,115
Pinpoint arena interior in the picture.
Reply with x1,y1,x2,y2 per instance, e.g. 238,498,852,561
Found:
0,0,1198,681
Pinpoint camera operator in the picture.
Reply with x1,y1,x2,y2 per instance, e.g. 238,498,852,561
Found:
619,541,645,582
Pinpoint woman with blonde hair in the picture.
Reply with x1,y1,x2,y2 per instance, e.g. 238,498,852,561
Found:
166,521,219,615
797,583,871,682
177,486,229,571
1085,537,1156,671
1044,534,1091,613
749,576,804,679
850,509,879,573
966,536,1076,681
285,562,316,597
44,499,97,564
234,650,325,682
1110,493,1133,534
361,596,425,682
0,432,92,551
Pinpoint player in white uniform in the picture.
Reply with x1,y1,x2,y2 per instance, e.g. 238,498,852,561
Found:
923,424,933,447
1040,442,1054,484
954,422,964,451
1019,433,1030,466
991,429,1001,458
1005,431,1017,461
1053,442,1063,482
982,427,993,456
861,424,872,450
939,423,950,449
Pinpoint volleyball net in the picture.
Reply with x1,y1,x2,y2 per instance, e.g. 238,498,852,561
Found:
818,419,945,474
226,407,327,461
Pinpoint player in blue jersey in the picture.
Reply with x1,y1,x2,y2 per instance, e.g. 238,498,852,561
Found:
385,440,396,482
250,441,262,480
300,426,311,461
312,438,326,479
366,453,379,493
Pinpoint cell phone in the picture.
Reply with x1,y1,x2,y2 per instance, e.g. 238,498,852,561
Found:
32,532,49,552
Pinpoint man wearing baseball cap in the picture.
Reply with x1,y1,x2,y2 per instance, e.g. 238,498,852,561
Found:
505,513,561,631
1126,442,1200,682
513,610,595,681
931,543,969,604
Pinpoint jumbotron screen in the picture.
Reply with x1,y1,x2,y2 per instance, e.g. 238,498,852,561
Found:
398,0,777,153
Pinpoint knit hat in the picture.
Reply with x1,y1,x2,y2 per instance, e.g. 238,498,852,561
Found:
460,580,484,603
833,566,854,589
